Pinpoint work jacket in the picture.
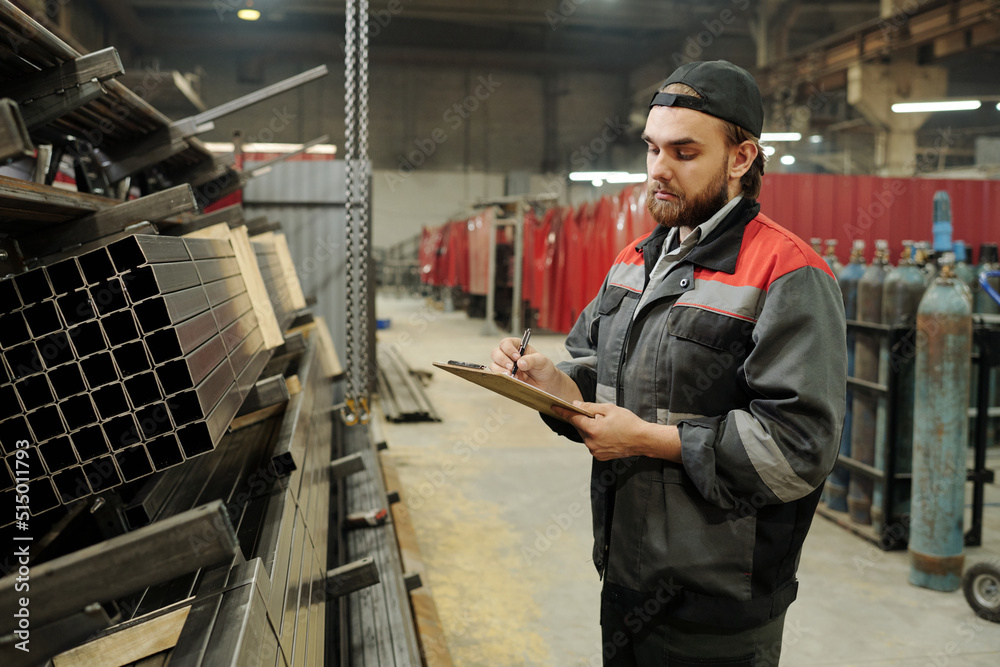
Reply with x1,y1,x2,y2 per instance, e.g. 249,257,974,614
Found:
544,198,847,629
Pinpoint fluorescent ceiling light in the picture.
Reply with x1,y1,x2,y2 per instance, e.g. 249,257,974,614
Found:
202,141,338,155
996,102,1000,111
569,171,645,183
238,9,261,21
762,146,776,157
891,100,981,113
780,155,796,165
760,132,801,141
809,135,823,144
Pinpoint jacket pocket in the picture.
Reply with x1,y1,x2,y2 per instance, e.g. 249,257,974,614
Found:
667,305,753,352
643,470,756,601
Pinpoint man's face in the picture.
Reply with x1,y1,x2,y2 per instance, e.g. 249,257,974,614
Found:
643,106,733,229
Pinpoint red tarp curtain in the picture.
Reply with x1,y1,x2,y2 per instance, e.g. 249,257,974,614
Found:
420,175,999,334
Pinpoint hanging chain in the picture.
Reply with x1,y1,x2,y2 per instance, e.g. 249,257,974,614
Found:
343,0,370,425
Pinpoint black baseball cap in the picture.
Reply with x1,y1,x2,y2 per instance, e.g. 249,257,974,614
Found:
649,60,764,138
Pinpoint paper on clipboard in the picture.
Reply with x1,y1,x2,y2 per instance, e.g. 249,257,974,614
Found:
432,362,594,423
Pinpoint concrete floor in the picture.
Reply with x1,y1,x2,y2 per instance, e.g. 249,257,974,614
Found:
375,293,1000,666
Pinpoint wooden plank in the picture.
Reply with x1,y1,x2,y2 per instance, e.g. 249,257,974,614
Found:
185,223,284,350
52,605,190,667
5,47,123,102
0,98,33,161
271,232,308,311
381,450,455,666
0,174,112,227
18,185,197,258
313,316,344,379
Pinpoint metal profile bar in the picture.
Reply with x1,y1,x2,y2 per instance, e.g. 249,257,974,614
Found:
236,348,273,402
236,375,290,417
69,321,107,359
146,309,218,364
194,256,241,284
18,80,106,130
0,500,238,633
167,203,245,237
168,357,235,427
184,236,236,260
123,464,194,528
108,234,191,273
228,328,264,383
0,98,33,162
123,261,201,302
156,334,229,396
177,382,242,457
246,133,330,178
221,310,258,354
103,119,200,183
209,294,252,337
268,334,316,476
203,275,247,308
135,284,210,334
189,65,328,127
4,47,123,102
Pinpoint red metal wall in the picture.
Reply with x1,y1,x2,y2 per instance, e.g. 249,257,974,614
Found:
757,174,1000,265
420,175,1000,333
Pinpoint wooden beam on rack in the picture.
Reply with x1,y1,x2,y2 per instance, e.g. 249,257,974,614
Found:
19,80,107,130
0,99,33,162
17,184,197,258
5,47,124,103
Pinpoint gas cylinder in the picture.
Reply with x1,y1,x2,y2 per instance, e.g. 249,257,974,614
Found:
974,243,999,316
916,242,939,285
827,240,866,513
953,240,977,291
973,243,1000,449
848,240,889,525
824,239,844,277
909,256,973,592
932,191,953,255
810,237,824,256
875,242,926,533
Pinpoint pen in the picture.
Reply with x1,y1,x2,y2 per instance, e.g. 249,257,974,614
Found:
511,328,531,378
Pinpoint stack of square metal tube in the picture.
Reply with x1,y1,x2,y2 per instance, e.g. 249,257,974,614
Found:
0,234,271,522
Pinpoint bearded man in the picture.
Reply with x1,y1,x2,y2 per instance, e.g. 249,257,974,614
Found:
491,60,847,666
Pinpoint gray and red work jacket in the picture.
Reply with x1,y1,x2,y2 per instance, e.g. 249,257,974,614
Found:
544,197,847,629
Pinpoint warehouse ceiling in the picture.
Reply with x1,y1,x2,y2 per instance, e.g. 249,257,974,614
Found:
101,0,882,73
69,0,1000,174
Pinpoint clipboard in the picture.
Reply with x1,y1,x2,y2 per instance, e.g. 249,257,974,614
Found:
433,361,594,422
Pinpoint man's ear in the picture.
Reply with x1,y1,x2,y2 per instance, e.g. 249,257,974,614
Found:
730,140,758,180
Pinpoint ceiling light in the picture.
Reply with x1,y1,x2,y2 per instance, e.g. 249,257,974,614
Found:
891,100,981,113
780,155,796,165
809,135,823,144
760,132,801,142
238,8,261,21
592,179,604,187
763,146,776,157
569,171,646,183
996,103,1000,111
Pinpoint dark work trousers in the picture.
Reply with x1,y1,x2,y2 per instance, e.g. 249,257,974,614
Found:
600,587,786,666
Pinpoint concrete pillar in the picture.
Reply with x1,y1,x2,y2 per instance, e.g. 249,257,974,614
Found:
847,61,948,176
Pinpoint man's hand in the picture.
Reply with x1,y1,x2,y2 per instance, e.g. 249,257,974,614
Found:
489,338,582,402
553,402,683,463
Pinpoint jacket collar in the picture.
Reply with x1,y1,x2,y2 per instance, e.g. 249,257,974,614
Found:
635,198,760,276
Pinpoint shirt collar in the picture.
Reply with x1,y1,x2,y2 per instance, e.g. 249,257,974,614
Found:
662,194,743,255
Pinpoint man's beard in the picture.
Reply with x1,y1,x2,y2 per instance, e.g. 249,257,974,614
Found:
645,160,731,228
